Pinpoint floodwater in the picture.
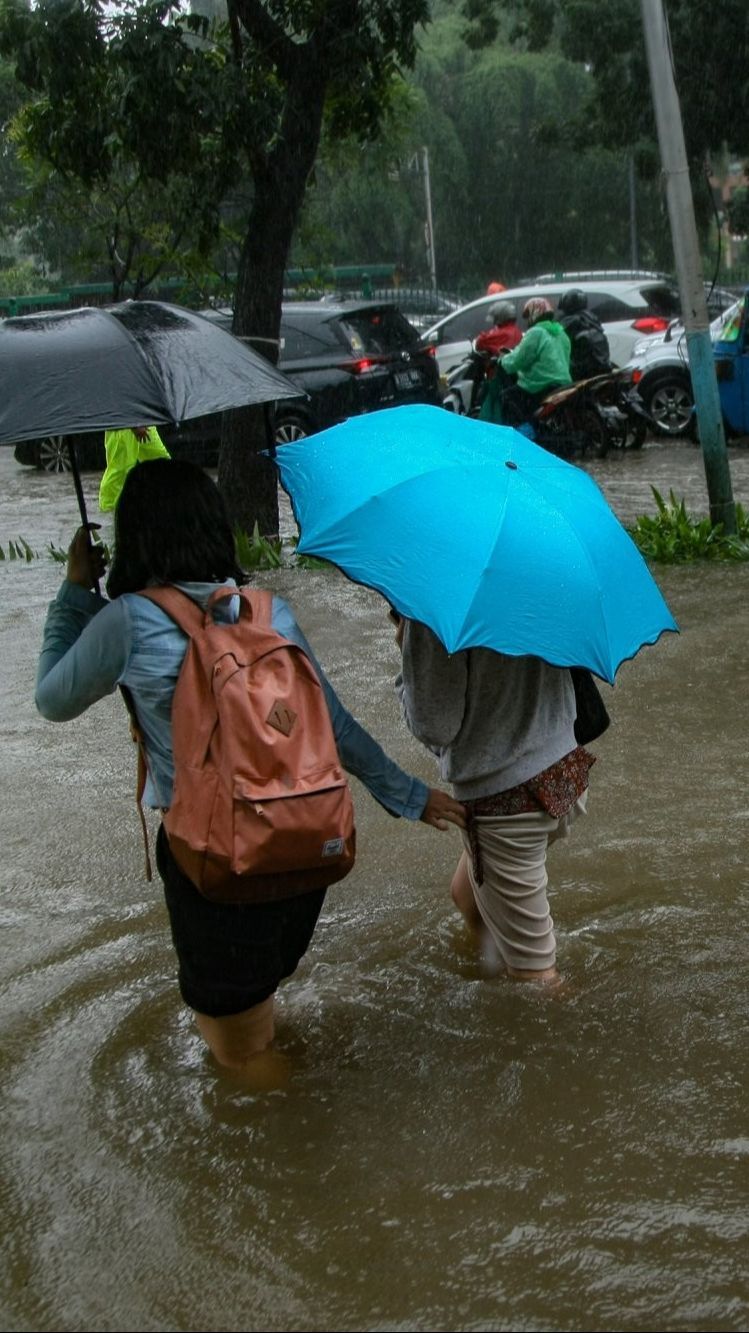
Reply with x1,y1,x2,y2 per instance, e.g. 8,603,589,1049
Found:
1,440,748,1333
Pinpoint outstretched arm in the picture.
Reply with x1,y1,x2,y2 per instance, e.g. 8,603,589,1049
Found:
420,788,466,830
271,598,464,828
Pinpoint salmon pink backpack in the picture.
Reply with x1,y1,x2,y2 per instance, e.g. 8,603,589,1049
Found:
134,586,356,903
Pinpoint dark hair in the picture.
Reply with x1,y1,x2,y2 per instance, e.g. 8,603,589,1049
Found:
106,458,245,598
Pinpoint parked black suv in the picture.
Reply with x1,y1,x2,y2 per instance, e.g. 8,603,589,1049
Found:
204,300,441,442
14,300,441,471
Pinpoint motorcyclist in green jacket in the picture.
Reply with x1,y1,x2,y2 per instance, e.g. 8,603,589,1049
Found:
481,297,572,427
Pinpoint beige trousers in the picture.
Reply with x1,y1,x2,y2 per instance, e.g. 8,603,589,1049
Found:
462,793,587,972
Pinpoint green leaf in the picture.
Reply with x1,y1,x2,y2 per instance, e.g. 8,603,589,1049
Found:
628,492,749,564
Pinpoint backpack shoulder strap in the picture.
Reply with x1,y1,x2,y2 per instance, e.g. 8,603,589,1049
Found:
137,585,204,635
139,584,275,636
242,587,273,628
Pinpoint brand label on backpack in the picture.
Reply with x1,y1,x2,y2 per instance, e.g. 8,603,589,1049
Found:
322,838,345,857
266,699,298,736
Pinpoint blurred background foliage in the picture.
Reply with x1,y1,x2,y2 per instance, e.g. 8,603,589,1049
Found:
0,0,746,302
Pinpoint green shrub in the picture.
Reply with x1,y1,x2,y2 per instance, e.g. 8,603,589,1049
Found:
628,488,749,562
287,534,330,570
234,525,331,571
234,523,284,570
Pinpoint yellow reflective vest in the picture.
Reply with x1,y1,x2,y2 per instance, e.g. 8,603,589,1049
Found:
98,428,171,511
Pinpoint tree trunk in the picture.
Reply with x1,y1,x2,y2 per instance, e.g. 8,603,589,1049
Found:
217,404,279,536
217,64,327,538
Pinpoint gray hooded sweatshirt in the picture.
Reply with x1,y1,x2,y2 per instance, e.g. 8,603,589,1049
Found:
395,619,577,801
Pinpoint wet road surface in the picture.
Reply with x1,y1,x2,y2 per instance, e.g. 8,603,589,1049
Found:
1,438,748,1332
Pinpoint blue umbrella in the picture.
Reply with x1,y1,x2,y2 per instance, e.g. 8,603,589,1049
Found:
275,404,678,683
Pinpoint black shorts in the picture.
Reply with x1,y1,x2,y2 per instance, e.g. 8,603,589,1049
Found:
156,825,327,1017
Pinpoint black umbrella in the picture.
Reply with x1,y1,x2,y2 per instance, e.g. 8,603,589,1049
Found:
0,299,300,527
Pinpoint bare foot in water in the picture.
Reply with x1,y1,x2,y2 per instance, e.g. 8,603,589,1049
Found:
506,965,575,999
218,1046,292,1092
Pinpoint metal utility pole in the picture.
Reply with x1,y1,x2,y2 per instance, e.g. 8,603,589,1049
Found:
404,148,438,293
640,0,735,532
421,147,438,295
628,154,639,270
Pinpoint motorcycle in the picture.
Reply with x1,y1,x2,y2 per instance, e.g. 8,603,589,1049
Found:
585,366,654,450
442,347,654,457
526,377,613,459
441,345,492,416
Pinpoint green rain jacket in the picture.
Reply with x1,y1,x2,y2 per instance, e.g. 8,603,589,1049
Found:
98,427,171,512
500,320,572,394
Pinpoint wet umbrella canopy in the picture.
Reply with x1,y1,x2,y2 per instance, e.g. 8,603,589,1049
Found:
275,404,678,683
0,300,300,445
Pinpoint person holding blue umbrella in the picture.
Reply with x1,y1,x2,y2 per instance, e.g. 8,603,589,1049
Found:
393,613,596,984
274,404,678,983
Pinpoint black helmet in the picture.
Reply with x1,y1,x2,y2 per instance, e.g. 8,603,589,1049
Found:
559,288,588,314
489,300,516,325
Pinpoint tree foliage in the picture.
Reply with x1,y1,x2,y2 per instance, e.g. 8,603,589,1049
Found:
292,7,677,292
459,0,749,172
411,17,673,285
727,189,749,239
0,0,429,533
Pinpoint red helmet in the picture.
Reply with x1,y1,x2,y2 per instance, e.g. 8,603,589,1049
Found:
522,296,554,325
486,280,506,295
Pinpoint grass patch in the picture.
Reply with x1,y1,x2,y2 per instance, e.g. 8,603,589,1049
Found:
0,537,38,561
628,488,749,562
234,525,330,571
2,527,329,574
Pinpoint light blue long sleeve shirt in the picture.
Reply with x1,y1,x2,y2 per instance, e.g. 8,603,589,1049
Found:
36,579,429,820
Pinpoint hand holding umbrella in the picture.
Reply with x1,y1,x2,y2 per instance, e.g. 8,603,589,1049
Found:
66,525,107,591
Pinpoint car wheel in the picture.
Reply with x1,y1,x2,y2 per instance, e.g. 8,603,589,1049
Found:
275,414,309,445
643,375,695,437
37,435,72,472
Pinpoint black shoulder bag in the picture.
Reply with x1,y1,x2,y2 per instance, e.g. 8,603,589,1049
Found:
570,667,611,746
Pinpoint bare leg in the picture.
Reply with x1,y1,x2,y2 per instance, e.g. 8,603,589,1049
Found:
195,995,275,1070
451,852,502,973
451,851,484,934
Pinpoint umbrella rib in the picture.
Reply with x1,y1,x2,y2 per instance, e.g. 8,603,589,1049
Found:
524,472,613,669
455,469,612,671
105,306,182,423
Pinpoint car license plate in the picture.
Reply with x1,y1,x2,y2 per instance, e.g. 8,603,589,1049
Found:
394,368,420,390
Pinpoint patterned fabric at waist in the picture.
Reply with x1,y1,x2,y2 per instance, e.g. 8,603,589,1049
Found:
464,746,596,885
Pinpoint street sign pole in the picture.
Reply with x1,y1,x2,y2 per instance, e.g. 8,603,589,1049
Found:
640,0,735,532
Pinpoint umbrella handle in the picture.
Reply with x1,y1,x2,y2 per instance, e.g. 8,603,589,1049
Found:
66,437,100,595
67,437,89,528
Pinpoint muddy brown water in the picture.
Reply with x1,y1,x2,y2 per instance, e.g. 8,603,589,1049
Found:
1,440,748,1333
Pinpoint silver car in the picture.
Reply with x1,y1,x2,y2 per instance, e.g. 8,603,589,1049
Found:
626,296,741,437
422,276,683,379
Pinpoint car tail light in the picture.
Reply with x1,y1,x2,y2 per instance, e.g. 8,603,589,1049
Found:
340,357,379,374
631,316,670,334
631,368,643,383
